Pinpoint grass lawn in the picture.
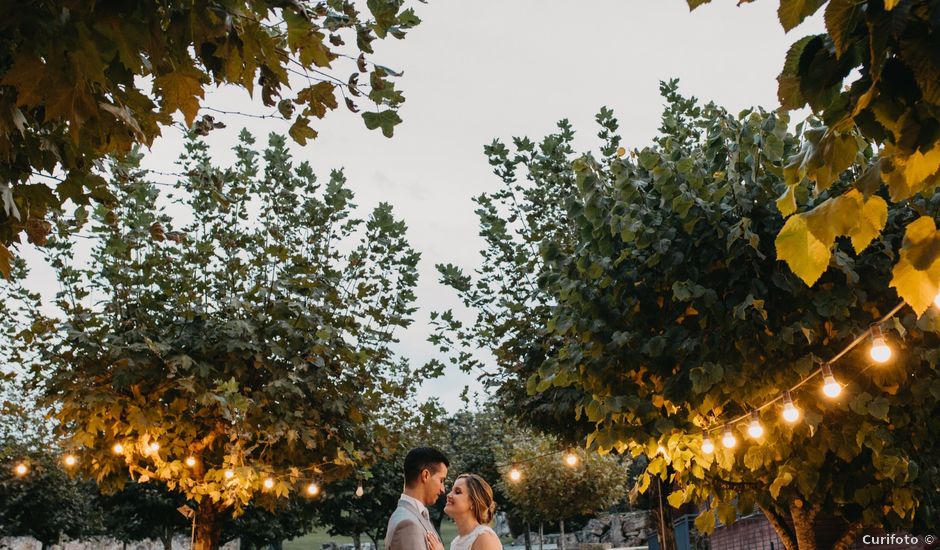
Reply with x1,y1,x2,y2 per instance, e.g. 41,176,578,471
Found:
284,520,514,550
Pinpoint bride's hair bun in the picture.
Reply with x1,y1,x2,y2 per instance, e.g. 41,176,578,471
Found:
457,473,497,524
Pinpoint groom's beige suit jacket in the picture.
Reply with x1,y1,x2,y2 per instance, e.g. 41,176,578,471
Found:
385,496,442,550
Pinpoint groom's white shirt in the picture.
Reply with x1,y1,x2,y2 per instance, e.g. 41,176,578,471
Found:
399,493,429,518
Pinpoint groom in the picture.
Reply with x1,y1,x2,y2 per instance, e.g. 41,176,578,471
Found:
385,447,450,550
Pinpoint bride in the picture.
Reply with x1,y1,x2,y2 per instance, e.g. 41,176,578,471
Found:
425,473,502,550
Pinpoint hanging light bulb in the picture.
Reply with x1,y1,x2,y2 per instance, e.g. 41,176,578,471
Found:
148,441,160,454
112,443,125,455
934,289,940,308
747,411,764,439
263,477,275,490
781,392,801,423
355,484,364,497
564,452,579,467
185,456,197,468
869,325,891,363
306,482,320,496
224,469,235,479
722,428,737,449
63,454,77,467
822,364,842,398
701,436,714,455
509,467,522,482
14,463,28,477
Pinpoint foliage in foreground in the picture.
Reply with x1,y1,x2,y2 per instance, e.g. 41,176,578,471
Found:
436,82,940,549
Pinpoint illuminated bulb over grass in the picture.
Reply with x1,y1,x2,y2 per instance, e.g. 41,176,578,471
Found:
722,428,737,449
701,436,714,455
355,484,364,497
822,364,842,398
747,411,764,439
781,392,800,424
64,454,77,467
185,456,197,468
509,468,522,482
306,482,320,496
14,463,28,477
263,477,274,490
112,443,125,455
869,325,891,363
148,441,160,453
564,452,579,467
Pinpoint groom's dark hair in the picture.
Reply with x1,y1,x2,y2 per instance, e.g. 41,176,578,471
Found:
403,447,449,486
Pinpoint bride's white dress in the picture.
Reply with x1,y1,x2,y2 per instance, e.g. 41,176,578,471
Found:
450,525,500,550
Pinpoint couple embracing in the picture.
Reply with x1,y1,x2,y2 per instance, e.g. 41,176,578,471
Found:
385,447,502,550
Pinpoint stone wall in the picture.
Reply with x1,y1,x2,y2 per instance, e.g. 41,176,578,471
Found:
0,536,240,550
511,511,652,549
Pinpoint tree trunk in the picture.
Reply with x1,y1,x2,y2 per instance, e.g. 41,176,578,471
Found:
353,533,362,550
538,521,544,550
790,502,818,550
524,521,532,550
758,505,796,550
559,519,565,550
832,523,864,550
193,498,223,550
162,524,174,550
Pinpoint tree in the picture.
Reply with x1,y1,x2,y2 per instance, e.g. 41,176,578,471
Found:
497,434,630,550
23,129,422,550
437,83,940,549
687,0,940,316
0,0,422,275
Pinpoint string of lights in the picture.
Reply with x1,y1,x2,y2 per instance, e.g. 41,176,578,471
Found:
5,294,931,494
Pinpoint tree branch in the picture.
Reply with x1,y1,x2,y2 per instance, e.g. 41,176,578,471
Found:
831,521,864,550
758,504,796,550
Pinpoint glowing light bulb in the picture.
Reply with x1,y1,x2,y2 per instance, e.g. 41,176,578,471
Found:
263,477,274,489
781,392,800,424
224,469,235,479
656,445,667,456
306,482,320,496
934,290,940,308
509,468,522,482
148,441,160,453
564,452,579,467
822,364,842,398
355,484,364,497
14,463,27,476
869,325,891,363
701,436,714,455
747,412,764,439
722,428,737,449
64,454,77,467
112,443,125,455
185,456,197,468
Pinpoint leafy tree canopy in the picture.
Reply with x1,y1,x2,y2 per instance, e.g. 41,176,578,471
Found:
0,0,422,275
438,82,940,550
688,0,940,315
19,129,422,549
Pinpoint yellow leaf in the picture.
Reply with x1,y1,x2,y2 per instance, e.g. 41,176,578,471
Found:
0,243,11,279
883,144,940,201
694,510,715,535
666,489,687,509
154,66,205,127
636,473,651,494
776,215,831,286
0,55,47,108
776,184,797,217
847,192,887,253
138,474,150,483
884,0,901,8
890,216,940,315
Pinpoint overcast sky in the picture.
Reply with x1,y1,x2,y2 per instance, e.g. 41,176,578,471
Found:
23,1,824,412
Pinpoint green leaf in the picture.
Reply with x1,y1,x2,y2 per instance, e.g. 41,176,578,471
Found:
362,110,402,138
778,35,819,109
778,0,826,32
824,0,860,57
770,470,794,499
